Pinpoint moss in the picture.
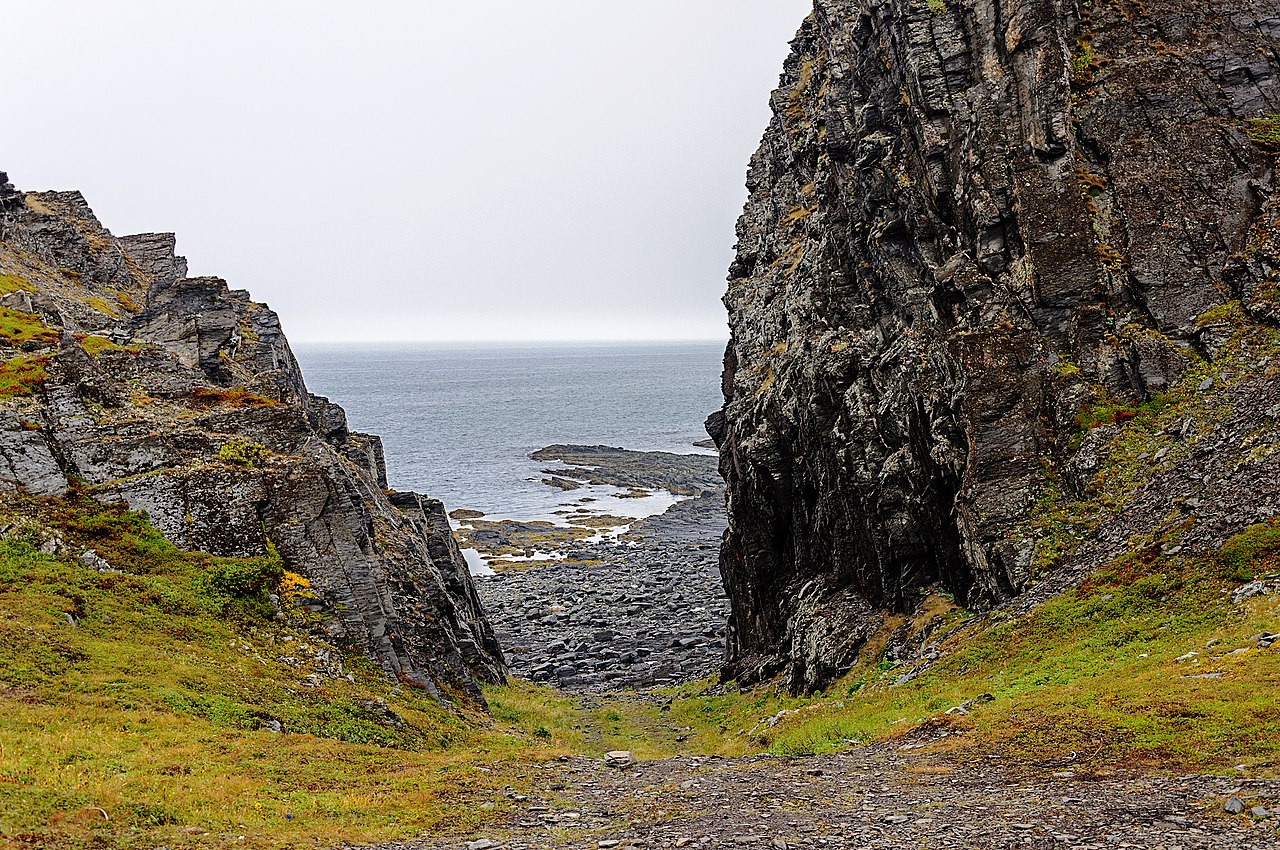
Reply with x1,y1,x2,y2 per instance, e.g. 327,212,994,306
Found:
756,367,776,396
0,274,34,295
926,0,947,12
77,334,140,357
1196,300,1242,327
189,386,280,408
115,289,140,313
0,307,59,346
1073,392,1168,432
0,355,51,398
218,438,269,467
780,205,817,229
1244,114,1280,156
84,295,120,317
785,59,816,120
1216,517,1280,582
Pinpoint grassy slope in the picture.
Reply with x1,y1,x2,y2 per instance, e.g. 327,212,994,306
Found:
3,305,1279,848
0,496,576,850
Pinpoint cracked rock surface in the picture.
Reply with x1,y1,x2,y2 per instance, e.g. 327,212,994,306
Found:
0,172,504,702
711,0,1280,690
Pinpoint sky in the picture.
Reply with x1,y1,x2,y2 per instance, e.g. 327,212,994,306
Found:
5,1,811,342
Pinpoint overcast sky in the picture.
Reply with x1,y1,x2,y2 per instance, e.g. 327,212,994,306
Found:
5,1,809,342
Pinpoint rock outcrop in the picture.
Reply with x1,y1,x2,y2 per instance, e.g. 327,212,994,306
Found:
0,172,504,702
712,0,1280,690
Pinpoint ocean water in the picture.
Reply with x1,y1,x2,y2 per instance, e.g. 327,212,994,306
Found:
292,342,726,523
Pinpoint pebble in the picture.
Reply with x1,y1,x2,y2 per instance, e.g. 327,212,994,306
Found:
474,494,728,691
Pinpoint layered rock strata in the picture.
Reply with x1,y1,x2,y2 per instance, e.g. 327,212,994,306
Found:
0,172,504,702
712,0,1280,690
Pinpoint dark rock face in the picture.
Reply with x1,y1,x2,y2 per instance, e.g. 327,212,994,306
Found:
0,172,504,702
713,0,1280,691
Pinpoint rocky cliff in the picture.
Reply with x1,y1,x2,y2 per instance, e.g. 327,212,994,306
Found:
711,0,1280,690
0,172,504,702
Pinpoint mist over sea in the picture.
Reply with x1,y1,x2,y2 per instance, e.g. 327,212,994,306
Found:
293,342,725,521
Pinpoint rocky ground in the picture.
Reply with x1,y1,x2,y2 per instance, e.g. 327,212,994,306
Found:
474,492,729,690
358,744,1280,849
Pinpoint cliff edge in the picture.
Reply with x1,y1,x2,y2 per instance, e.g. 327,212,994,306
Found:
0,172,504,702
712,0,1280,690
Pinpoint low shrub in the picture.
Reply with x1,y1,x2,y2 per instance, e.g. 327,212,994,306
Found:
218,438,268,467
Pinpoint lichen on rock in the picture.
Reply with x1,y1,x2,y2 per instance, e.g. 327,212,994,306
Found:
712,0,1280,692
0,171,504,703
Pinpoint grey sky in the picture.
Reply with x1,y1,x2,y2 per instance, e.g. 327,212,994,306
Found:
6,1,810,342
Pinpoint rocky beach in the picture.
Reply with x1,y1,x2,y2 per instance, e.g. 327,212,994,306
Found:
459,445,731,690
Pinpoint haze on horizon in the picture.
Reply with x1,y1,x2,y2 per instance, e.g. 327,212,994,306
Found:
6,1,810,343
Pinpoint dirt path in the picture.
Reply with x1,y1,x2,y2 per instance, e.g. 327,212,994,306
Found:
357,745,1280,850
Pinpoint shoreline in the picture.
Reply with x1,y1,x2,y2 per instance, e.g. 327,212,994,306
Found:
457,444,731,690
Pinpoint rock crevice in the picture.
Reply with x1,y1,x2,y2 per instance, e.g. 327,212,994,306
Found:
714,0,1280,691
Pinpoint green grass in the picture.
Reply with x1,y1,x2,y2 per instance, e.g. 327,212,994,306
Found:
0,275,34,295
77,335,140,357
0,355,51,398
640,522,1280,770
0,494,568,849
4,302,1280,847
218,438,269,467
0,308,59,346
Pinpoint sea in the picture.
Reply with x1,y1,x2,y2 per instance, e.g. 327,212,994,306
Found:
293,342,726,525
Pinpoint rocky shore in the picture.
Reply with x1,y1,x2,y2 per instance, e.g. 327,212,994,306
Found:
471,446,731,690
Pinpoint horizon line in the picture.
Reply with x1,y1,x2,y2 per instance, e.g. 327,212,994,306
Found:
291,338,731,346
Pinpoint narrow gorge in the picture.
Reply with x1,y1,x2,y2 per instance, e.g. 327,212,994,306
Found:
3,0,1280,847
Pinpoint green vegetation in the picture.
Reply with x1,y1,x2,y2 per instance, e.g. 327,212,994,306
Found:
0,274,34,295
0,354,51,398
190,386,280,408
926,0,947,14
1071,39,1100,89
0,307,59,346
1245,114,1280,156
0,495,567,849
218,438,269,467
77,334,140,357
1073,392,1168,432
3,302,1280,846
597,520,1279,770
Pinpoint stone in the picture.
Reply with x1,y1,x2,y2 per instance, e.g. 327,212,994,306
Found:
604,750,635,768
709,0,1280,692
466,840,501,850
1231,581,1268,603
1225,797,1246,814
0,173,506,704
